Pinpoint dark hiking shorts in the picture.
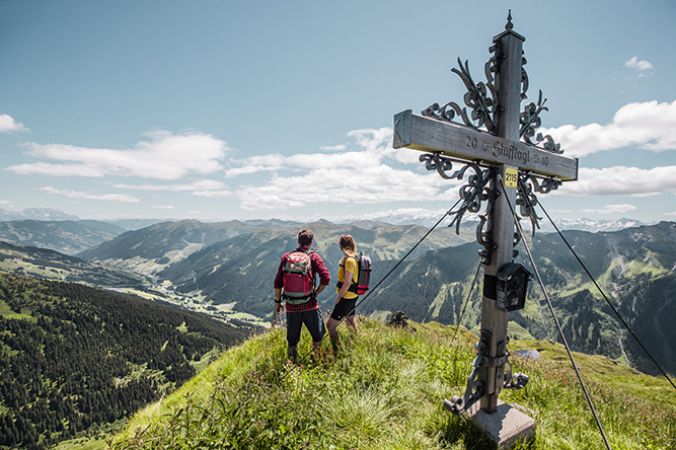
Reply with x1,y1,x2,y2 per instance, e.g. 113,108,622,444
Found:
330,298,358,321
286,309,325,347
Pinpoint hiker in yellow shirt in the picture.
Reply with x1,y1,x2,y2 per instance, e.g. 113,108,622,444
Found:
327,234,359,352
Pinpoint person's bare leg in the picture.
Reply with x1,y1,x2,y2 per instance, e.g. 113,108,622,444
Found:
327,317,339,352
346,315,357,333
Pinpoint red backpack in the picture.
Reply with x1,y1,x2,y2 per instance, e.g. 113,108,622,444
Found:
282,251,315,304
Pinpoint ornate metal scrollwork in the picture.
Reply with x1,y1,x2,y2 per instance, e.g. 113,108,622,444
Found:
419,153,497,264
444,329,490,414
520,52,529,100
518,90,564,154
514,173,562,234
516,173,541,234
422,57,499,133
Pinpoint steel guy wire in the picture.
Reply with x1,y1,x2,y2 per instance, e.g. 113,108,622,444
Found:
278,197,464,380
531,192,675,390
500,178,612,450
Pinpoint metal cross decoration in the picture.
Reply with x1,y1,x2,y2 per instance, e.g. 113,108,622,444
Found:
392,11,578,440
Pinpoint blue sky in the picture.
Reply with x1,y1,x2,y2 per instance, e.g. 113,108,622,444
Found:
1,0,675,222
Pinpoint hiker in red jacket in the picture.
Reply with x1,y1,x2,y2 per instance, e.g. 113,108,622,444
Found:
274,229,331,360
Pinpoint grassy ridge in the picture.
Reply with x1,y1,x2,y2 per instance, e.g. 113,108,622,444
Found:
112,319,675,449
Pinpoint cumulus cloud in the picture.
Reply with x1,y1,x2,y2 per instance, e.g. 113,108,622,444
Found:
558,165,676,196
39,186,139,203
151,205,175,210
541,100,676,157
192,190,232,198
237,164,456,210
318,144,347,152
7,162,107,177
8,131,229,180
581,204,637,215
625,56,654,72
230,127,458,210
114,180,226,192
0,114,28,133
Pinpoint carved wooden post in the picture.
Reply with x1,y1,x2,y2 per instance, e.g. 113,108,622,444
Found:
479,16,524,413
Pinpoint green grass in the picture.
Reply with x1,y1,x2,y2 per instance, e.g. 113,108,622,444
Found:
111,319,675,449
52,437,108,450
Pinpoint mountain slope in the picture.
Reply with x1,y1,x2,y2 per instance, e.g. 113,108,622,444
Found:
0,241,143,287
0,274,254,449
362,221,676,374
111,319,675,449
157,221,467,315
77,220,267,275
0,220,125,255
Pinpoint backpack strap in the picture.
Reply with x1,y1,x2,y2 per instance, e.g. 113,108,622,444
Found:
336,255,359,293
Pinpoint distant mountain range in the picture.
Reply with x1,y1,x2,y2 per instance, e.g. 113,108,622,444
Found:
0,208,81,221
77,219,676,375
0,220,126,254
0,212,673,375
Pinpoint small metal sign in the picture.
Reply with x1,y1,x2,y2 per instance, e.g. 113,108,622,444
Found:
504,166,519,188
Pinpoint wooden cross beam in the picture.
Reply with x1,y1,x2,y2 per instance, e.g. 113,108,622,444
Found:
393,109,578,181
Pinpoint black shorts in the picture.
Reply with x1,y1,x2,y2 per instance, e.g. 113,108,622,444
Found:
286,309,325,347
330,298,358,321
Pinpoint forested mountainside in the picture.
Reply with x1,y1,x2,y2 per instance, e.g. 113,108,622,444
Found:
363,221,676,375
0,220,125,255
0,274,254,449
0,241,143,287
111,319,675,449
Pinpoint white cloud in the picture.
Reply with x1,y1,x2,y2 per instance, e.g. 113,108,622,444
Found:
8,131,229,180
151,204,175,210
582,204,637,215
192,190,232,198
114,180,226,191
625,56,654,72
7,162,107,177
38,186,140,203
228,126,454,210
541,100,676,157
0,114,28,133
558,165,676,196
318,144,347,152
664,211,676,217
237,164,457,210
224,154,286,177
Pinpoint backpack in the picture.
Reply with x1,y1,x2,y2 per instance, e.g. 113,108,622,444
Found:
282,251,315,305
338,253,372,295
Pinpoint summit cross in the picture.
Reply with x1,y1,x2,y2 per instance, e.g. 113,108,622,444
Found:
392,12,578,448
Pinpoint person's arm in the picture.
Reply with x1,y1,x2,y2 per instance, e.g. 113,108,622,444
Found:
312,253,331,295
274,257,285,313
335,270,352,303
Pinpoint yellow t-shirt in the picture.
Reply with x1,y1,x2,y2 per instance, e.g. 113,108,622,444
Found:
336,255,359,300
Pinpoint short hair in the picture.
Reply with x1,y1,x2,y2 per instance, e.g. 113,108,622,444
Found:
339,234,356,252
297,229,314,247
